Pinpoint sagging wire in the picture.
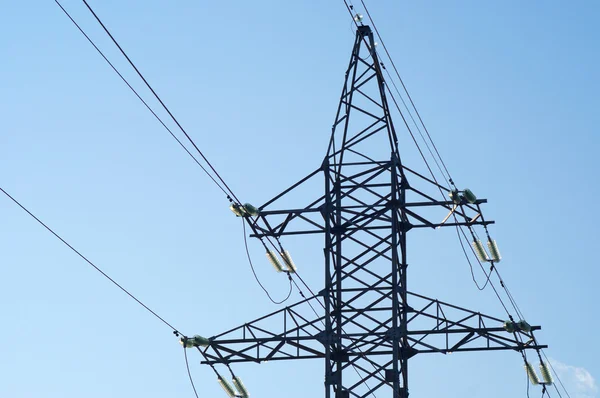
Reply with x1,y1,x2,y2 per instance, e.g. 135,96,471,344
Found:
454,225,493,291
241,220,293,305
456,221,511,316
471,218,528,322
183,345,200,398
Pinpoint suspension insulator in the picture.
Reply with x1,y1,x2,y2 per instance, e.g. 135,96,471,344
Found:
230,203,247,217
280,250,297,273
462,188,477,204
487,239,502,262
179,335,210,348
525,362,540,385
243,203,259,217
503,320,515,333
266,250,284,272
472,239,489,262
449,189,462,204
518,320,532,332
353,13,363,22
232,376,250,398
539,362,554,385
218,377,237,398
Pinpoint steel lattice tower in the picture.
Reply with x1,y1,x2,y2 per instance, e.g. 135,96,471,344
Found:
199,26,546,398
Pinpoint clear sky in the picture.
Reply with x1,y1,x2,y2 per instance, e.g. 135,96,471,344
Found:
1,1,598,397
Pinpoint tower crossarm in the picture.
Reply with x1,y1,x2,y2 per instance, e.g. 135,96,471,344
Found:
402,291,547,355
247,161,494,239
199,296,327,365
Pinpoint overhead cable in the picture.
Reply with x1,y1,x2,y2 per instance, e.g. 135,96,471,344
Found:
81,0,242,205
0,185,180,333
53,0,230,199
359,0,454,185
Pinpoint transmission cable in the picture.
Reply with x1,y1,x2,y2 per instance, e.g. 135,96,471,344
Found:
81,0,242,205
53,0,234,201
342,1,451,195
541,350,571,398
0,185,180,333
77,0,288,258
59,0,283,269
381,65,450,187
60,0,301,335
358,0,454,184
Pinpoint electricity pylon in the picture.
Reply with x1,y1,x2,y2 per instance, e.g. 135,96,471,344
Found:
198,25,546,398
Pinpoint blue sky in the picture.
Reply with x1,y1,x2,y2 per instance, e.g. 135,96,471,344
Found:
1,1,598,397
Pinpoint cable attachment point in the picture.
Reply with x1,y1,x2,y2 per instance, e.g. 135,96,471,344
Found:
503,320,516,333
180,335,211,348
229,203,260,217
449,188,477,204
517,320,532,333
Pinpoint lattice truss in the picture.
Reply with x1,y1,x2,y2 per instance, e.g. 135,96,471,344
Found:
198,26,545,398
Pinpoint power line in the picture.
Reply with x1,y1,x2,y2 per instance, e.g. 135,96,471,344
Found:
56,0,289,284
358,0,454,185
381,65,449,186
0,185,179,333
541,351,571,398
342,0,450,197
57,2,569,397
53,0,231,200
81,0,242,205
